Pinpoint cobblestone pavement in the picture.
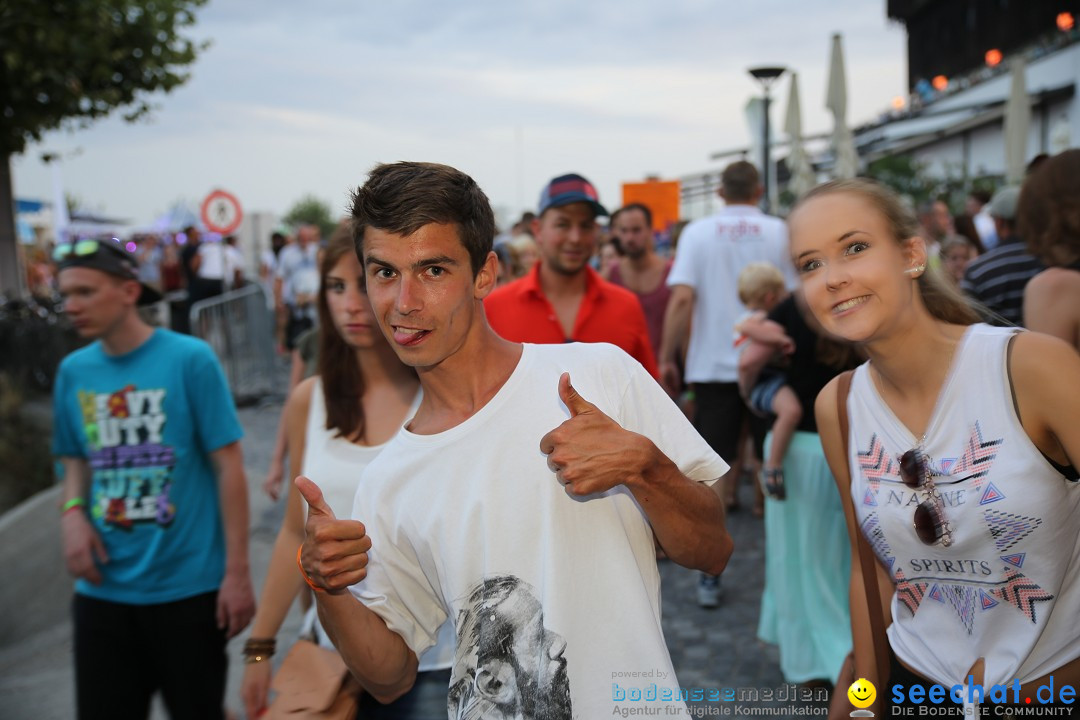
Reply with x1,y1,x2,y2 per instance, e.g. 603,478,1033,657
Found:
657,481,832,718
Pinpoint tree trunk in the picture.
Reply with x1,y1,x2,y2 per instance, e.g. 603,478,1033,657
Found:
0,156,27,298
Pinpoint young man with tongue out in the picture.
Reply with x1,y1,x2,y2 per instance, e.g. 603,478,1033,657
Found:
297,161,732,720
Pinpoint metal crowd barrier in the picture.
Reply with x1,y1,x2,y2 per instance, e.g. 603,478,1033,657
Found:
189,284,277,403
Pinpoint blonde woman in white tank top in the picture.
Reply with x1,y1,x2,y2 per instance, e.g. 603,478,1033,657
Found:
787,179,1080,717
242,232,453,719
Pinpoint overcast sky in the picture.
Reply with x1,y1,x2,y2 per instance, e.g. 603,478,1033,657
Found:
12,0,908,229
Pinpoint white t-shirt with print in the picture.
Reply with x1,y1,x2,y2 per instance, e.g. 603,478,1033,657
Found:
667,205,795,383
848,324,1080,688
349,342,728,719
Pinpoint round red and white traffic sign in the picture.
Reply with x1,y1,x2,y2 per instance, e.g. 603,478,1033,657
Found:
200,189,244,235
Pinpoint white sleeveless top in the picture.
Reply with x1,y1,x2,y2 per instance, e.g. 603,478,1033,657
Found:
301,378,455,671
847,324,1080,687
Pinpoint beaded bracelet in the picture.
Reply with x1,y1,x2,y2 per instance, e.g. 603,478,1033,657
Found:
242,637,276,664
296,545,326,593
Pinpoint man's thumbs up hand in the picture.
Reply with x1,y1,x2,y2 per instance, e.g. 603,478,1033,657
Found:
296,476,373,594
540,373,652,496
297,474,336,520
558,372,600,418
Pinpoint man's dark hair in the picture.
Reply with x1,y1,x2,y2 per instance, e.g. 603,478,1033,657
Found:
1026,153,1050,176
721,161,760,202
1019,149,1080,267
270,231,287,256
611,203,653,229
349,162,496,276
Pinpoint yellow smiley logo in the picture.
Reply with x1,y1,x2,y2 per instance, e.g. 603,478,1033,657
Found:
847,678,876,709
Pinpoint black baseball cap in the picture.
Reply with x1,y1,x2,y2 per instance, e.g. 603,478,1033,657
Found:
55,238,163,306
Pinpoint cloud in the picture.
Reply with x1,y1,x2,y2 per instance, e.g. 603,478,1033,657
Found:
12,0,907,226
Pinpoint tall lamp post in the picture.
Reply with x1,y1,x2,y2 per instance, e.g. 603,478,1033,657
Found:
748,66,787,214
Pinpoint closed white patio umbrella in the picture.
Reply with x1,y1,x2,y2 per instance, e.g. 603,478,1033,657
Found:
785,72,816,199
1004,56,1031,185
826,33,858,179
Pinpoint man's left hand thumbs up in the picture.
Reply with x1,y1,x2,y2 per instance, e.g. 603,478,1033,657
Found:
540,372,652,496
558,372,598,418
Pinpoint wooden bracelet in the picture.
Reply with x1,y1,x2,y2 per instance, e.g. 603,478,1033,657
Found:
296,545,326,593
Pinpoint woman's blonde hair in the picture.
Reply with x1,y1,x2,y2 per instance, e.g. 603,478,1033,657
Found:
795,179,980,326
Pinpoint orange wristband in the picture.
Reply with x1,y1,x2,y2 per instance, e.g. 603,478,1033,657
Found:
296,545,326,593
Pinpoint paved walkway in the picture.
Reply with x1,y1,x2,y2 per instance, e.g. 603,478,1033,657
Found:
0,389,829,719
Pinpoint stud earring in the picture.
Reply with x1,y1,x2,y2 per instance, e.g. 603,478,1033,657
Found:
904,264,926,275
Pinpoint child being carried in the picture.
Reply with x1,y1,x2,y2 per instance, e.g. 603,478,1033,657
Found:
733,262,801,501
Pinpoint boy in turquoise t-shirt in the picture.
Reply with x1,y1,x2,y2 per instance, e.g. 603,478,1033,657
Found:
52,238,254,719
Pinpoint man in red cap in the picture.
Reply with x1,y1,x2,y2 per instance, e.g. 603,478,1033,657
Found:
484,173,658,377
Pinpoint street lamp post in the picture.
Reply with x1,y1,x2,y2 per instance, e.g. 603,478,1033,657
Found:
748,66,787,214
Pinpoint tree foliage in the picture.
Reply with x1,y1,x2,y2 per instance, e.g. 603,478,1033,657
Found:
866,154,1002,213
0,0,210,157
0,0,209,295
866,155,937,207
283,195,338,240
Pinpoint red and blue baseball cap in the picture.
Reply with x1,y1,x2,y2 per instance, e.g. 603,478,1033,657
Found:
538,173,608,218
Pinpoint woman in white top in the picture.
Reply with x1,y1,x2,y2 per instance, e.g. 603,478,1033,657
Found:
789,179,1080,714
241,230,452,719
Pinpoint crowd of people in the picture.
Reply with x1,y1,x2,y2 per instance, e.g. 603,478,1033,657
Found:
44,148,1080,719
23,224,295,341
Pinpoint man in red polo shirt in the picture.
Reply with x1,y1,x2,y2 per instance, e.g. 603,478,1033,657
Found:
485,173,659,378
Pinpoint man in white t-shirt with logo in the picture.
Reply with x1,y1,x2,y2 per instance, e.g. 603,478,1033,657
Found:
297,162,732,720
659,160,795,607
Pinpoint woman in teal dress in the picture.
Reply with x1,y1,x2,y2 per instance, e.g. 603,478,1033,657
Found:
742,292,858,685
